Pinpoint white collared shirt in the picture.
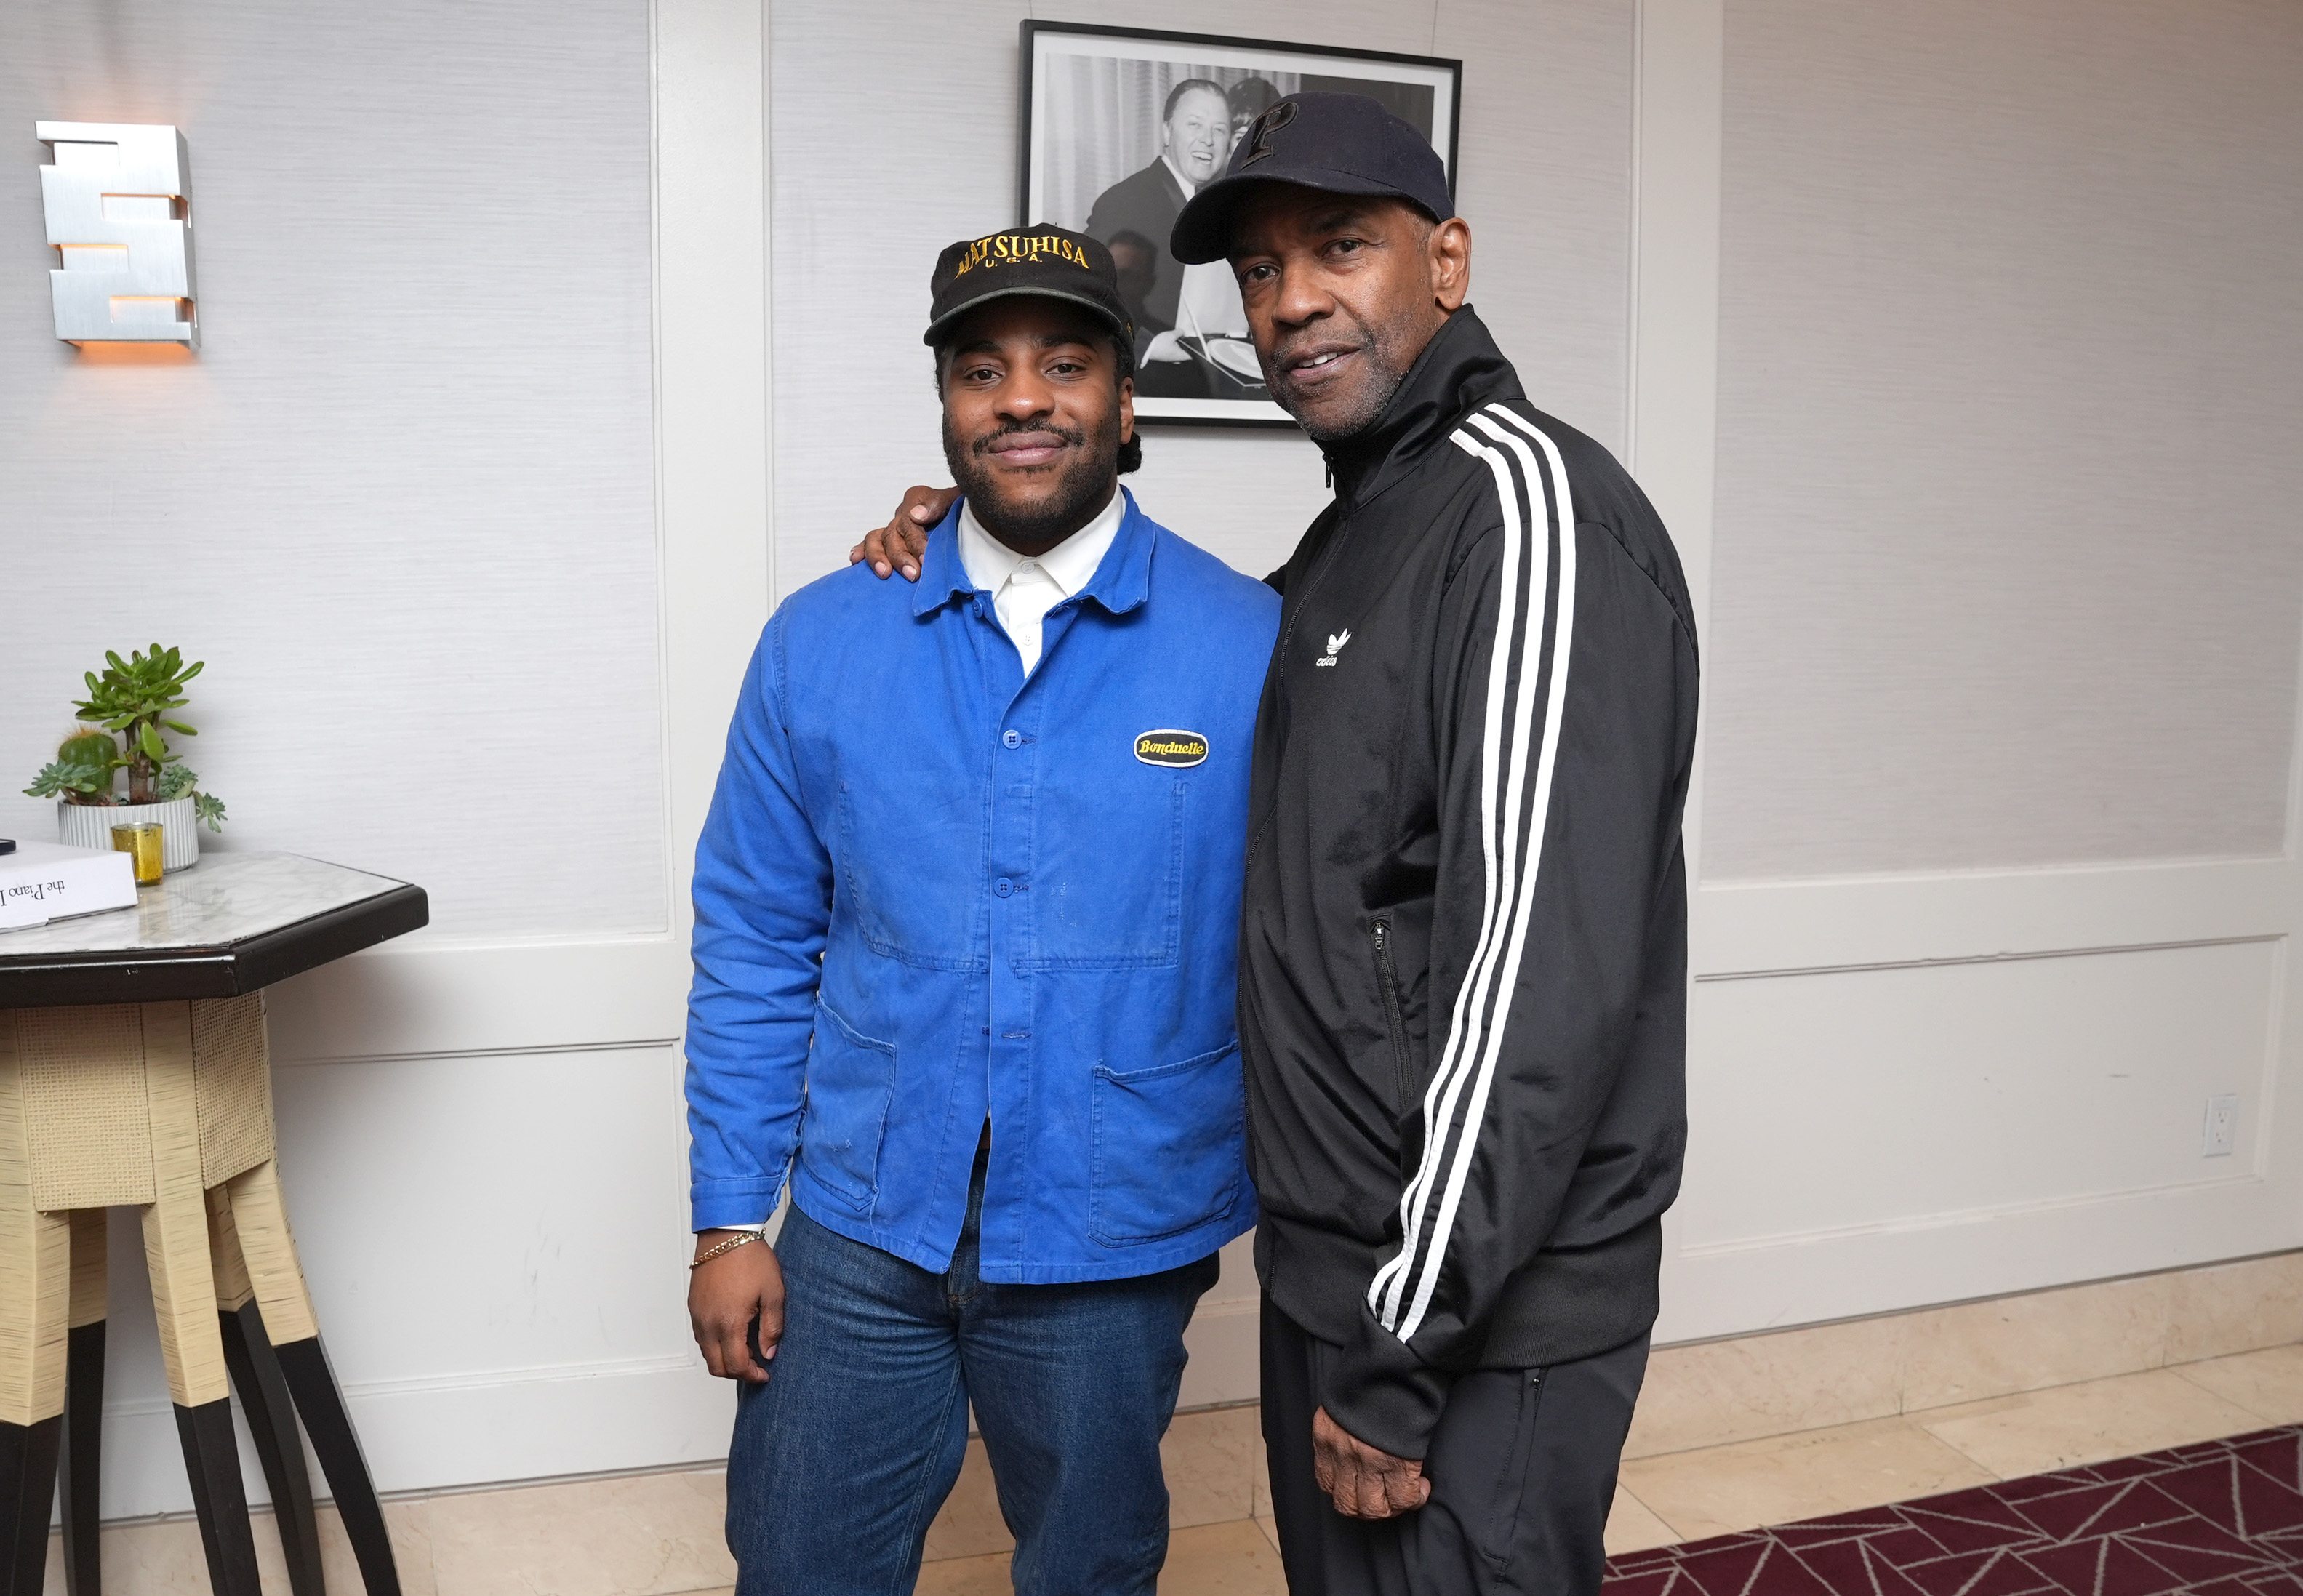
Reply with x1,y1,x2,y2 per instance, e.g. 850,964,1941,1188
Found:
957,489,1124,676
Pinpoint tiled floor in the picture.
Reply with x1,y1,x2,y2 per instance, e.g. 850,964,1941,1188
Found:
702,1343,2303,1595
1104,1344,2298,1595
1604,1425,2303,1596
1609,1347,2303,1559
919,1520,1288,1595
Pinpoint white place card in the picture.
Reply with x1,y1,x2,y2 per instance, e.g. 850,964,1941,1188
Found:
0,838,138,931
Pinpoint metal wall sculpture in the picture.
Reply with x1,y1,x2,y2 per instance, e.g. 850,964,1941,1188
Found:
36,121,199,348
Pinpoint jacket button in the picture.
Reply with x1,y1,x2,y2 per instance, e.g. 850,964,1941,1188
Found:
994,877,1014,897
1002,729,1022,749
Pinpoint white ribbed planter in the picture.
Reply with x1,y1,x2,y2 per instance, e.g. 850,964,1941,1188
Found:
57,795,200,872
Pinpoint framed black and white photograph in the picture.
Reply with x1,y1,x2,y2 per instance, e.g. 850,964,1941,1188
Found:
1020,21,1462,427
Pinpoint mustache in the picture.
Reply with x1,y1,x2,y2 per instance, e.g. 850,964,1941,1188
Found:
972,419,1086,455
1267,311,1374,382
1265,337,1341,377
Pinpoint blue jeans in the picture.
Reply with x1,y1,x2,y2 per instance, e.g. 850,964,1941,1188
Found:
725,1162,1220,1595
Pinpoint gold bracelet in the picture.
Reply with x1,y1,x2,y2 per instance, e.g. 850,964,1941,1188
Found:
689,1230,761,1269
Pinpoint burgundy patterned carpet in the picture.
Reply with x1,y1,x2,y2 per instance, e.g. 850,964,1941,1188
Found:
1606,1426,2303,1596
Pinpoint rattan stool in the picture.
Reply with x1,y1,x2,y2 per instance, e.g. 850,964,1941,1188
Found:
1,995,396,1596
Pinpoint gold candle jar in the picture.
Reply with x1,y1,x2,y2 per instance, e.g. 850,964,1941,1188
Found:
112,822,164,884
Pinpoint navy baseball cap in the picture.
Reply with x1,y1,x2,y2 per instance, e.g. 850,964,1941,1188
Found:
1169,91,1454,265
924,225,1134,351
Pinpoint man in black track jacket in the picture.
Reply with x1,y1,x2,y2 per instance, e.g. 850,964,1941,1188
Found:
852,91,1696,1596
1179,92,1697,1595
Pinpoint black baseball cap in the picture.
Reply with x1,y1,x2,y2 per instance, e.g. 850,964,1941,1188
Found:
1169,92,1454,265
923,225,1134,353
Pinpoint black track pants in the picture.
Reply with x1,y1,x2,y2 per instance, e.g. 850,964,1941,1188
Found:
1261,1300,1649,1596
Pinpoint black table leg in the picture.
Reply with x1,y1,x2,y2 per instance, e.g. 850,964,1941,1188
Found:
60,1320,103,1596
0,1415,63,1596
276,1337,399,1596
174,1398,261,1596
219,1304,324,1596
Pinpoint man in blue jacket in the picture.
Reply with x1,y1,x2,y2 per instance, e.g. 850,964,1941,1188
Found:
682,225,1281,1595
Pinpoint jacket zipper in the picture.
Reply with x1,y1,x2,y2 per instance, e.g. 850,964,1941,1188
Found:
1245,510,1357,866
1273,510,1353,680
1369,917,1412,1114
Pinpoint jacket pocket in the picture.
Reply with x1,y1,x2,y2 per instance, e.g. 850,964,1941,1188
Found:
1481,1368,1547,1568
1089,1040,1243,1245
1022,777,1184,971
798,997,896,1211
1370,916,1413,1115
836,779,986,971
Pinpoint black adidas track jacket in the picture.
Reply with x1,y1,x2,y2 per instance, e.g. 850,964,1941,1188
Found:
1241,308,1698,1460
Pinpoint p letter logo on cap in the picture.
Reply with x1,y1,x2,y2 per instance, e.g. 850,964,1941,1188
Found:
1134,730,1209,768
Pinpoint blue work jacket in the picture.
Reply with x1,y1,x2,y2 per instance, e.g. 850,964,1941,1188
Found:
685,491,1280,1282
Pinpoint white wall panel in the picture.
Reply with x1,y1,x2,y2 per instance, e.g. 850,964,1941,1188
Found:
766,0,1634,596
1701,0,2303,881
1685,940,2278,1254
1662,867,2303,1342
0,1,665,941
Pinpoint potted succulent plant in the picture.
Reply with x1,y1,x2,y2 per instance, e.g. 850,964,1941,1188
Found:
24,644,228,873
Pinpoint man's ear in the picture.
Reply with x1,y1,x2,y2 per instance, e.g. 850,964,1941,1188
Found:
1118,374,1136,441
1430,218,1471,313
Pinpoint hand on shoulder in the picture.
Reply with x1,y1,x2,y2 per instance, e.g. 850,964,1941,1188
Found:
849,485,956,580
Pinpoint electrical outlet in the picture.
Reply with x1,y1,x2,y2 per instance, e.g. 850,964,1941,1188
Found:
2203,1094,2238,1158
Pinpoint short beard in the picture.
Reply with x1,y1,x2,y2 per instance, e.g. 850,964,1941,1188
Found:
943,409,1121,550
1264,303,1418,444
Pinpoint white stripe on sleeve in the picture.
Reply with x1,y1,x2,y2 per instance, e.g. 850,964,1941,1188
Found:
1369,406,1579,1347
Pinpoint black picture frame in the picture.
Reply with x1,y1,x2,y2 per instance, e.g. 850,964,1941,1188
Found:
1018,20,1464,429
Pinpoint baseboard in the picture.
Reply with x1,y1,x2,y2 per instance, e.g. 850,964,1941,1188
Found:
1628,1246,2303,1459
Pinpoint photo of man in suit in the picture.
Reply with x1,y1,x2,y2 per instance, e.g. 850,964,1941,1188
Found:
1084,76,1230,398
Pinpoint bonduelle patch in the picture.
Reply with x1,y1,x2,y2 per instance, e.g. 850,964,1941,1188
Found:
1134,729,1209,768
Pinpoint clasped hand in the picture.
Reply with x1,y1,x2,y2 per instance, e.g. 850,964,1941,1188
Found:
1312,1406,1430,1520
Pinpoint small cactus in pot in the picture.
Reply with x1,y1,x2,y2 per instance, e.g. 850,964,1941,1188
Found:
25,644,227,835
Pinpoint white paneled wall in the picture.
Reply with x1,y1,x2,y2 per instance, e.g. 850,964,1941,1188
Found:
1650,0,2303,1342
7,0,2301,1515
1702,0,2303,881
1690,941,2278,1250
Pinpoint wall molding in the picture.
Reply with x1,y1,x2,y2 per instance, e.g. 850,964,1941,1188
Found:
1696,934,2278,985
1676,1170,2267,1261
263,938,686,1062
1694,857,2297,979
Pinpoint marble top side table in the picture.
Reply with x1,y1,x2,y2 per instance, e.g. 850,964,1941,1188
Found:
0,852,426,1596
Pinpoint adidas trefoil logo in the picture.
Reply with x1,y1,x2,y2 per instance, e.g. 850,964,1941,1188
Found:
1315,628,1350,667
